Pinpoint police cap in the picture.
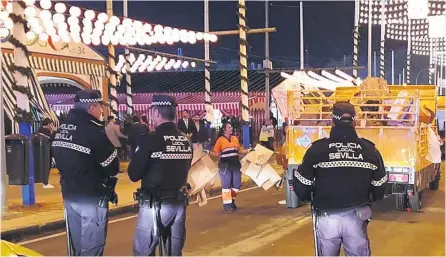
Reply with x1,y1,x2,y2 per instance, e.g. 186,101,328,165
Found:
332,101,356,123
74,89,108,105
150,95,177,108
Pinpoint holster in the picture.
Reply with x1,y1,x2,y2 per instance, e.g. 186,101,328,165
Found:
99,176,119,208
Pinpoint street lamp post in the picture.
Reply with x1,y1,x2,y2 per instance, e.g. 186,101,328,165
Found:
415,68,435,84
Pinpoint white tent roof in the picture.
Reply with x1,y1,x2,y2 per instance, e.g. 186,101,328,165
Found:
272,69,362,119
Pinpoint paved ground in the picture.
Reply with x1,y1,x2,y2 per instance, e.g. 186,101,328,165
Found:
20,167,445,256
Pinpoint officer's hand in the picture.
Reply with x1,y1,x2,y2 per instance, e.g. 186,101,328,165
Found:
202,149,210,154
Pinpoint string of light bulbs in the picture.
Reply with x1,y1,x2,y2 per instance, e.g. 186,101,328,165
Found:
114,53,196,73
0,0,219,46
358,0,446,25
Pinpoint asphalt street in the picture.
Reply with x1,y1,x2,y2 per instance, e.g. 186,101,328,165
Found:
20,173,445,256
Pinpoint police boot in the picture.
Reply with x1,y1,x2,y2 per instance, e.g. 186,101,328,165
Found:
232,200,237,210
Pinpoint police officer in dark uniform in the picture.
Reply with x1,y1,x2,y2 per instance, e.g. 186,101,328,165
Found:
292,101,387,256
128,95,193,256
52,89,120,256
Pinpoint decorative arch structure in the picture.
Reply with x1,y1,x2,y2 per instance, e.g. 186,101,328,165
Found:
1,38,109,130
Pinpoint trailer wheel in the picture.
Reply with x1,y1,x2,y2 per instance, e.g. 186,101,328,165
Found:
408,191,422,212
395,194,406,211
429,164,441,190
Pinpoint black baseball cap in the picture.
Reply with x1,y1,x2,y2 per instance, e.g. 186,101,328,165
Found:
74,89,108,105
150,94,177,108
332,101,356,123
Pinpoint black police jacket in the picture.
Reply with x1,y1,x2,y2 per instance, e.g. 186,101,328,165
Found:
127,122,193,192
52,109,120,200
292,128,387,211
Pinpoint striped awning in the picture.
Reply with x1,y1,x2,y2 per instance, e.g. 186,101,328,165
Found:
28,54,106,77
1,52,58,132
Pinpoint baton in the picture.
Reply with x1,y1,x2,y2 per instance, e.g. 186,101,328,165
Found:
64,207,74,256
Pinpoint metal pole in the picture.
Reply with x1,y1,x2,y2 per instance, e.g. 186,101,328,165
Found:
368,0,372,76
300,1,304,69
265,0,270,121
373,51,376,76
107,0,118,118
124,0,133,116
403,68,405,84
399,73,402,84
406,20,412,85
379,0,385,79
353,0,360,82
392,50,395,85
13,0,35,206
429,38,433,85
238,0,250,149
204,0,213,146
0,52,8,215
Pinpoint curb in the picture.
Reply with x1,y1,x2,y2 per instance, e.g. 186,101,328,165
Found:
1,179,258,243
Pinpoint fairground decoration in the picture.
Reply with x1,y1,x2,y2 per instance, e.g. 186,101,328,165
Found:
0,0,219,47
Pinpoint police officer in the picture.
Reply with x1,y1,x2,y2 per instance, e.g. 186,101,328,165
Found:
128,95,193,256
52,89,120,256
292,101,387,256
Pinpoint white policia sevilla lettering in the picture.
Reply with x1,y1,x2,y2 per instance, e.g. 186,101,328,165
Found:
54,123,77,142
328,142,363,160
164,135,192,153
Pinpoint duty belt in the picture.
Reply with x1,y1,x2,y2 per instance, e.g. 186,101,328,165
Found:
133,186,190,207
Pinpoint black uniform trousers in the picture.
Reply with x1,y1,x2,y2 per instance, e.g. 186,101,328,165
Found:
64,198,108,256
133,198,187,256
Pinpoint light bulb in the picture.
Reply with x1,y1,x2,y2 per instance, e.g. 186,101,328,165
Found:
46,26,56,36
69,6,81,17
182,61,189,68
24,6,37,18
210,34,218,43
203,33,211,41
137,37,145,46
39,0,51,10
191,62,196,68
111,36,119,45
81,18,90,26
26,31,36,40
53,13,65,23
109,16,120,25
84,10,95,20
67,16,79,25
154,24,163,33
133,20,143,29
24,0,36,6
28,17,40,28
195,32,204,41
98,13,108,23
94,21,105,31
188,31,197,44
39,32,48,41
83,36,91,45
62,34,71,43
73,36,81,43
55,2,66,13
33,25,43,34
143,23,152,32
58,22,68,31
51,34,60,42
123,18,132,27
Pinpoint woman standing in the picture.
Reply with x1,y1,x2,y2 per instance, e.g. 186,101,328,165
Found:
211,122,250,212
